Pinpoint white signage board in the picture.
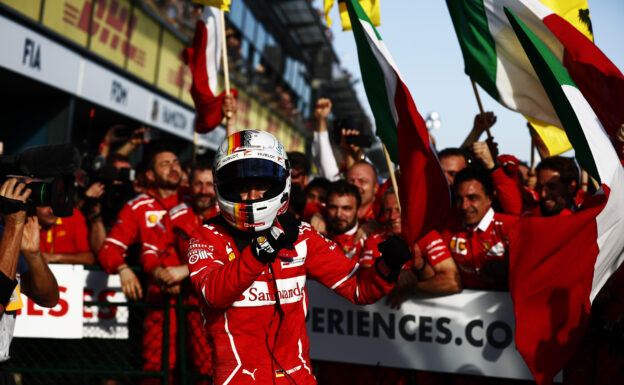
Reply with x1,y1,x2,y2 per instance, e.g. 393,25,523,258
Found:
15,265,85,339
0,14,197,143
147,94,195,140
306,281,543,381
0,15,81,94
82,270,129,339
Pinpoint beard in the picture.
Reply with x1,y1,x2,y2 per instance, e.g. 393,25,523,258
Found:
194,194,215,210
540,196,567,217
329,216,357,235
155,172,180,190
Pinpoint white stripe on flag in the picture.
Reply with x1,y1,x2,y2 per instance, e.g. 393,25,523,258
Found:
358,19,399,126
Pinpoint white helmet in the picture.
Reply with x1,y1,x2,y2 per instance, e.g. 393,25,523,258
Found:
214,130,291,232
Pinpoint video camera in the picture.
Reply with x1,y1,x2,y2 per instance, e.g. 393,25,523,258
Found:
78,154,137,228
0,144,81,217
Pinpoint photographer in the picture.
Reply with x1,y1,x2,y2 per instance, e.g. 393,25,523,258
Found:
82,153,137,254
0,178,59,361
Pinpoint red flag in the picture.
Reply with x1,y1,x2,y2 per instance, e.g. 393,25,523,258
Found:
541,12,624,139
182,6,236,133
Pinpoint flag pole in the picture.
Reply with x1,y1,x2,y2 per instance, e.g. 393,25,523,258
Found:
220,10,231,100
382,143,401,213
470,79,492,139
193,131,198,163
530,136,536,171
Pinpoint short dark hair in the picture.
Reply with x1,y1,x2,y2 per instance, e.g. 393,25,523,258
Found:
453,166,494,198
146,143,177,170
189,158,213,182
536,156,579,188
327,180,361,208
305,177,330,193
438,147,468,162
287,151,310,175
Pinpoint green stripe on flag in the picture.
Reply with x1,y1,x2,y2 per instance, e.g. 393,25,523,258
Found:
344,0,399,162
446,0,499,100
505,7,599,182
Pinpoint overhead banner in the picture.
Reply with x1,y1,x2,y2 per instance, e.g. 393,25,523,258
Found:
15,265,85,339
306,281,545,381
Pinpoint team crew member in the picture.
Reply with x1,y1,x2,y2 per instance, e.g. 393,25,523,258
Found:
139,159,217,384
187,130,409,385
97,145,184,301
364,188,460,303
534,156,580,217
440,167,519,290
346,161,379,222
325,180,365,261
37,206,94,264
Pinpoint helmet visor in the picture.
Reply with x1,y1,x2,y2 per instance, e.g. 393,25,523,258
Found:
216,158,289,202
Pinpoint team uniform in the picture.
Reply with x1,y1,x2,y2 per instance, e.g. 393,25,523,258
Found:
96,189,183,385
440,208,518,290
97,189,183,274
188,218,394,385
330,224,365,262
140,202,217,384
39,208,90,255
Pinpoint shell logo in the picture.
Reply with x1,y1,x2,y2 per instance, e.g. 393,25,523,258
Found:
148,214,158,223
228,252,236,261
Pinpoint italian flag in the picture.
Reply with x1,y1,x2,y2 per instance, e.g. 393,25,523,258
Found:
447,0,624,156
505,8,624,384
343,0,450,244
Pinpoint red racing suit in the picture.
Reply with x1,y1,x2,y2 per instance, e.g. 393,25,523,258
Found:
139,202,217,384
97,189,182,274
188,218,395,385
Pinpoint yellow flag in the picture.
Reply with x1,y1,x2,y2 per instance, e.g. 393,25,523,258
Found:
324,0,380,31
192,0,231,12
529,0,593,156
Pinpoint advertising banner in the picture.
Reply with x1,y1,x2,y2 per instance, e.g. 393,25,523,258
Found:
157,31,186,98
41,0,89,47
88,0,133,67
306,281,536,380
82,270,128,339
0,0,41,21
126,7,159,83
0,15,82,95
15,265,85,339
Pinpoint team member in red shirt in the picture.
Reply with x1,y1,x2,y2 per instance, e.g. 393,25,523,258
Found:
325,180,365,261
140,159,217,384
187,130,409,385
97,145,184,301
346,161,379,223
440,167,519,290
534,156,580,217
37,206,94,264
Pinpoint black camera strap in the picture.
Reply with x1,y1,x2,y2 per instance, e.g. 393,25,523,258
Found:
0,196,27,215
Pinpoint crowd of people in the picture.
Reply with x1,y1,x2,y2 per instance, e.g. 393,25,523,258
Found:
1,93,624,384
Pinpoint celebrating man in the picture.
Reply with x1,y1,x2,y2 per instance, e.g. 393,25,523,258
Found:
187,130,409,385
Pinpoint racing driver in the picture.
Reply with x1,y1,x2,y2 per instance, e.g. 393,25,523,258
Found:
187,130,410,385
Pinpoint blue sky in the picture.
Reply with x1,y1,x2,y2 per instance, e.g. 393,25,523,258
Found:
317,0,624,163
